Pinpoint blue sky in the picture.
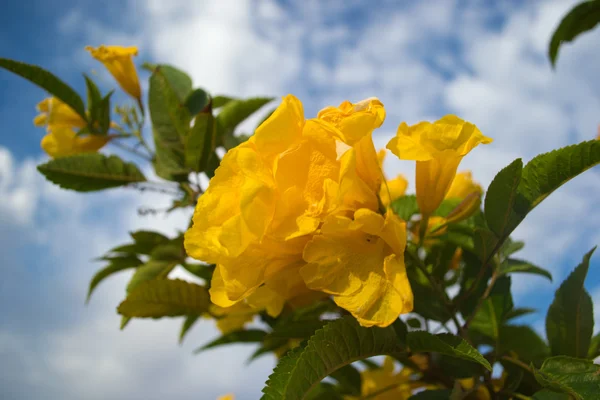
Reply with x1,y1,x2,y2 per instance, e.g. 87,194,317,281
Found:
1,1,600,399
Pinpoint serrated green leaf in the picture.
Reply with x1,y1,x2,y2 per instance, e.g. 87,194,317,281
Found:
149,65,192,181
328,364,361,396
533,356,600,399
37,153,146,192
546,248,595,358
118,279,209,318
184,88,210,115
500,258,553,281
406,331,492,371
484,158,523,238
179,315,199,344
0,57,86,119
470,276,514,341
261,316,403,400
391,195,419,221
87,255,142,303
186,109,216,172
194,329,267,354
126,260,176,294
549,0,600,67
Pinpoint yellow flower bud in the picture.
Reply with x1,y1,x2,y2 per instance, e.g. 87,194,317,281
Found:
86,45,141,100
387,116,492,216
41,128,112,158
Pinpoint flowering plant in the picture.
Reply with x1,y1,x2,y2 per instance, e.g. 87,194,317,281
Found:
1,2,600,399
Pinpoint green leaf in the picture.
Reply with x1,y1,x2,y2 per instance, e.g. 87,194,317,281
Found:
118,279,209,318
506,307,537,321
150,242,184,261
267,320,327,339
204,151,221,179
470,276,514,341
212,95,236,108
37,153,146,192
194,329,267,353
261,316,403,400
216,97,273,148
588,333,600,359
305,383,343,400
184,88,210,115
549,0,600,67
500,238,525,258
185,109,216,172
84,74,102,125
406,331,492,371
130,230,169,254
546,248,596,358
484,158,523,239
148,65,193,181
457,251,493,317
533,356,600,399
472,228,499,263
498,325,549,363
182,263,214,283
0,57,86,119
179,315,199,344
126,260,176,294
391,195,419,221
98,92,112,135
500,258,553,281
407,318,422,329
328,364,361,396
532,390,570,400
409,390,453,399
87,255,142,303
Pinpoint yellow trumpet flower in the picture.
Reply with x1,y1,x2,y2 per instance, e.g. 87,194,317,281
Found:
86,45,141,100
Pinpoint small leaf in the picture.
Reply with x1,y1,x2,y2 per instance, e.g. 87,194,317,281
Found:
500,238,525,258
500,258,553,281
87,255,142,302
407,318,422,329
406,331,492,371
194,329,267,353
546,248,596,358
261,316,403,400
506,307,537,321
391,195,420,221
212,95,236,108
118,279,210,318
533,356,600,399
185,109,216,172
549,0,600,67
470,276,514,341
184,88,210,115
0,57,86,119
216,97,273,148
179,315,199,344
484,158,523,239
37,153,146,192
126,260,176,294
84,74,102,128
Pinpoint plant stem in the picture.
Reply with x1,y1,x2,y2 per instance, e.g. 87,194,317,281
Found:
110,140,152,161
462,270,499,331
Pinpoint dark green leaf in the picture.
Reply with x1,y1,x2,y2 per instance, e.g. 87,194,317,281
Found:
216,97,273,148
179,315,199,344
84,74,102,125
329,364,361,396
185,110,216,172
118,279,210,318
498,325,549,363
261,316,403,400
87,255,143,303
391,195,419,221
549,0,600,67
204,151,221,179
500,258,552,281
126,260,176,294
305,383,343,400
149,243,184,261
130,230,169,254
406,331,492,371
195,329,267,353
484,158,523,239
37,153,146,192
184,88,210,115
506,307,537,321
472,228,499,263
532,389,570,399
407,318,422,329
98,91,112,135
149,65,192,181
267,320,327,339
546,248,595,358
470,276,514,341
457,251,493,317
500,238,525,258
182,263,214,283
0,57,86,119
588,333,600,359
533,356,600,399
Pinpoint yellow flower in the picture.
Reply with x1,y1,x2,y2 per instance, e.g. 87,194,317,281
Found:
34,97,86,129
301,209,412,327
41,127,112,158
444,171,483,224
387,116,492,216
377,149,408,207
86,45,141,99
185,95,410,327
217,394,234,400
346,357,417,400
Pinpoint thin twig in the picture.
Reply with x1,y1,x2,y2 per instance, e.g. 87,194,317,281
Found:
110,140,152,161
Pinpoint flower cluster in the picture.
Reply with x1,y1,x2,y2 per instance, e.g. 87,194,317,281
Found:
33,46,141,158
185,95,491,328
